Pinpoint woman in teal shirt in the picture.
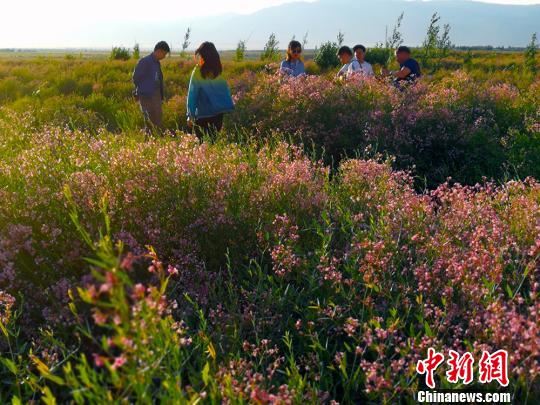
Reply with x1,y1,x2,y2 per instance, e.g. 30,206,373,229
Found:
187,42,234,138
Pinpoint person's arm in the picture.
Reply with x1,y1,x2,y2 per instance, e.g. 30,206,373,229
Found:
186,68,200,120
298,61,306,76
132,57,148,87
346,60,360,78
279,60,292,75
366,63,374,77
381,66,411,80
393,67,411,80
348,60,360,73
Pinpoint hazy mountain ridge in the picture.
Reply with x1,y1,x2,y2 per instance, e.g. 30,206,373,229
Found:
5,0,538,49
198,0,540,48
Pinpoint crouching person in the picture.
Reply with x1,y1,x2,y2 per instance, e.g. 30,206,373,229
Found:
382,46,422,85
187,42,235,139
132,41,170,133
336,46,361,79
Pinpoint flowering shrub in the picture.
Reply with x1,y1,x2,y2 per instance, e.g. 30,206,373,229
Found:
0,56,539,402
229,71,539,187
1,115,538,402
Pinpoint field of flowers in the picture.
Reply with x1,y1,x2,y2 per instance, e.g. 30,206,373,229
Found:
0,53,539,403
1,53,539,187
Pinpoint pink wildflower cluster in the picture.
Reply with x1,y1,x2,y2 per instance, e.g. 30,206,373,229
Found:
268,214,303,277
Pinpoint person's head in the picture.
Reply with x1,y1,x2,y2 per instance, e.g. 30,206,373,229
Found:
286,40,303,62
337,46,353,64
353,44,366,62
195,42,223,79
153,41,171,60
396,46,411,64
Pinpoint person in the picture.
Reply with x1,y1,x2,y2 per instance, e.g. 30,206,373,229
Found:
187,42,235,139
352,44,374,77
382,46,421,84
132,41,170,133
280,40,305,77
337,46,361,79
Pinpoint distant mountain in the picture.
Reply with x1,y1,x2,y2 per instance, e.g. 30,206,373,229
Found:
36,0,540,49
188,0,540,49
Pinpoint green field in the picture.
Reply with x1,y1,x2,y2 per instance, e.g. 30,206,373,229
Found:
0,49,539,403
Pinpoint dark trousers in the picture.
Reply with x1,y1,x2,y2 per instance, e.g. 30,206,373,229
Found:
139,92,163,132
192,114,224,139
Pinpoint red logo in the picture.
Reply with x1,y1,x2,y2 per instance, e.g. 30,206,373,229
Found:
478,350,509,387
446,350,475,385
417,349,509,388
416,348,445,389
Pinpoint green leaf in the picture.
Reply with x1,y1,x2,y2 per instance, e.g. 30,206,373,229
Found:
505,283,514,299
202,362,210,386
2,358,18,375
41,386,57,405
0,320,9,338
424,321,434,338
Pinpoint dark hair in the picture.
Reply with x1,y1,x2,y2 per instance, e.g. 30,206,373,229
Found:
337,46,353,56
286,40,302,62
154,41,171,53
396,46,411,55
353,44,366,53
195,42,223,79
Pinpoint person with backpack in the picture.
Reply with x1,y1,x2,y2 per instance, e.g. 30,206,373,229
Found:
280,40,306,77
187,42,235,138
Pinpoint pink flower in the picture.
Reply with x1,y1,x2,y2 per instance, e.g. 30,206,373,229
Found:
111,355,127,370
92,353,106,367
167,265,179,276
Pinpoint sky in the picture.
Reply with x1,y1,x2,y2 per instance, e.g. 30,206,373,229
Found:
1,0,539,48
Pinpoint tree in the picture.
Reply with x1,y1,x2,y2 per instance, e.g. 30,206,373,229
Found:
181,27,191,58
302,32,309,50
366,44,392,66
110,47,131,61
133,43,140,60
421,13,453,69
337,30,345,47
383,12,405,66
314,41,340,70
438,24,452,58
525,32,538,75
261,33,280,61
422,13,441,67
385,12,404,50
235,40,247,62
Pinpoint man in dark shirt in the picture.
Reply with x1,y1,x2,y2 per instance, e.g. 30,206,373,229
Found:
382,46,421,84
132,41,170,132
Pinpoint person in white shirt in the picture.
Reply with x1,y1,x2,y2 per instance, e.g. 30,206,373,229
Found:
352,44,374,77
337,46,361,79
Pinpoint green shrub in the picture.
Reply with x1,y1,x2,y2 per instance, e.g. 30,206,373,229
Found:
507,128,540,179
110,47,131,61
260,33,281,62
314,41,340,70
365,46,392,66
0,77,21,102
56,77,78,95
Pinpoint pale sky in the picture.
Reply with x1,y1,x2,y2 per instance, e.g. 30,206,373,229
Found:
0,0,538,48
